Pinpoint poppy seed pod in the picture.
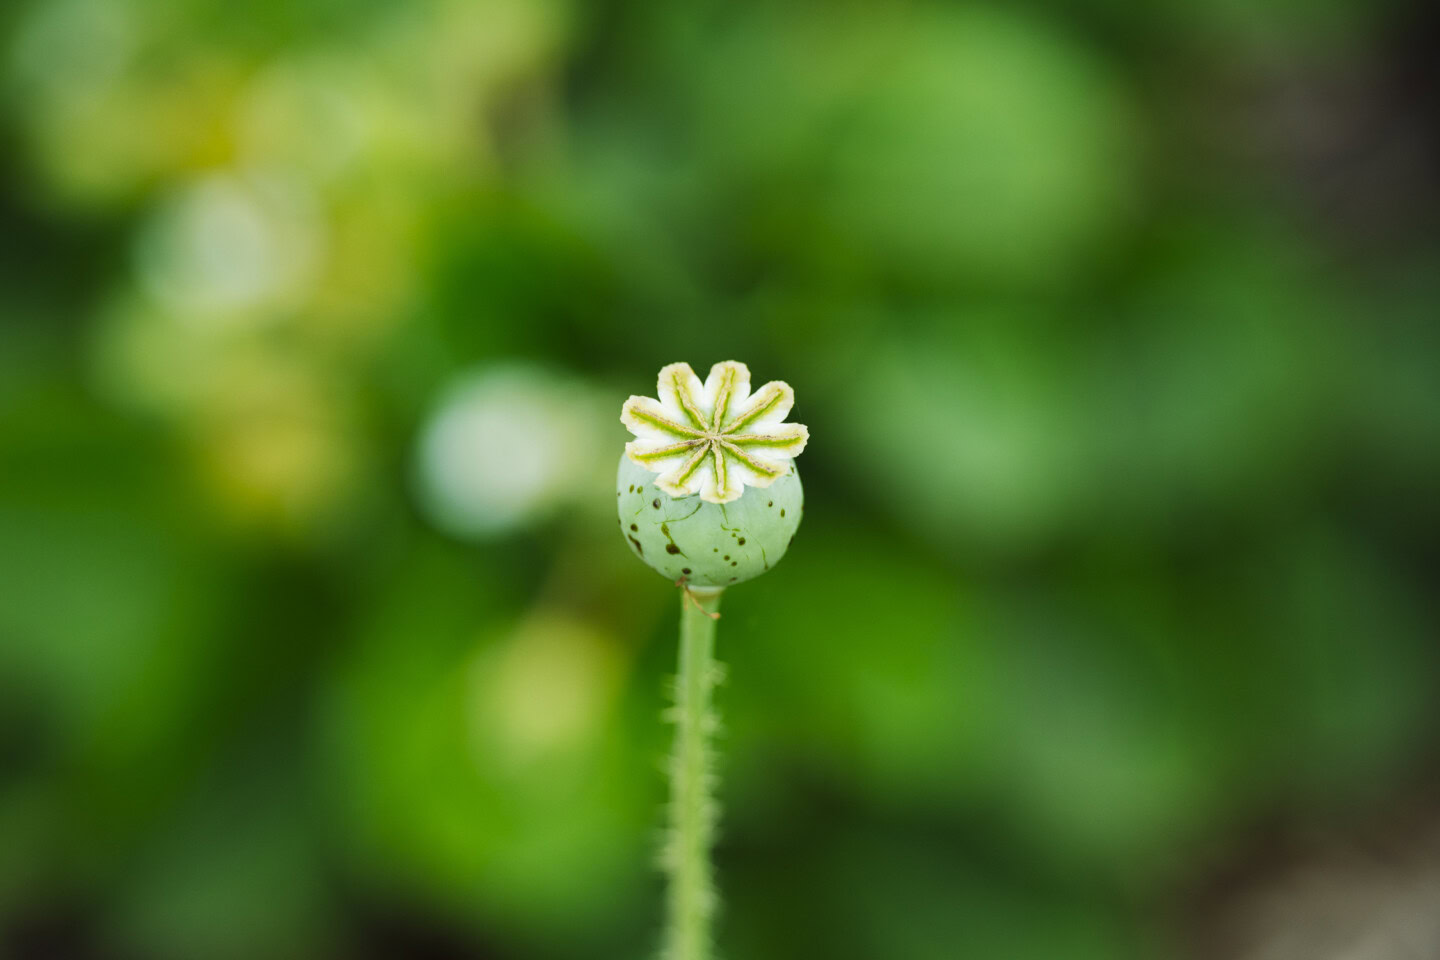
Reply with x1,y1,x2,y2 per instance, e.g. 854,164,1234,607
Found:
617,361,807,587
617,454,802,586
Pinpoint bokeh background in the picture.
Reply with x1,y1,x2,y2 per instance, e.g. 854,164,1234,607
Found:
3,0,1440,958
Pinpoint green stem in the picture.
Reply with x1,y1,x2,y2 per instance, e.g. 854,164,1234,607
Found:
662,586,723,960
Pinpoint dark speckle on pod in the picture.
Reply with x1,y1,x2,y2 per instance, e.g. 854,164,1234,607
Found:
665,544,681,555
652,498,661,509
737,538,746,545
768,501,773,507
682,568,691,575
780,509,785,517
630,523,638,531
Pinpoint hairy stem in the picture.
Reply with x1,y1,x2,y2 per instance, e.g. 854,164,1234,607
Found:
662,586,723,960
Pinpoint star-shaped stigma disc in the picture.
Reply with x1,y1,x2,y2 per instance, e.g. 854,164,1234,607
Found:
621,361,809,504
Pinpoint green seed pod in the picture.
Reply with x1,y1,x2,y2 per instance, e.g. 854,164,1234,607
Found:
616,454,803,587
616,360,808,588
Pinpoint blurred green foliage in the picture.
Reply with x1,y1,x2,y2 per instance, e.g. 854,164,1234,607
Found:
2,0,1438,958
